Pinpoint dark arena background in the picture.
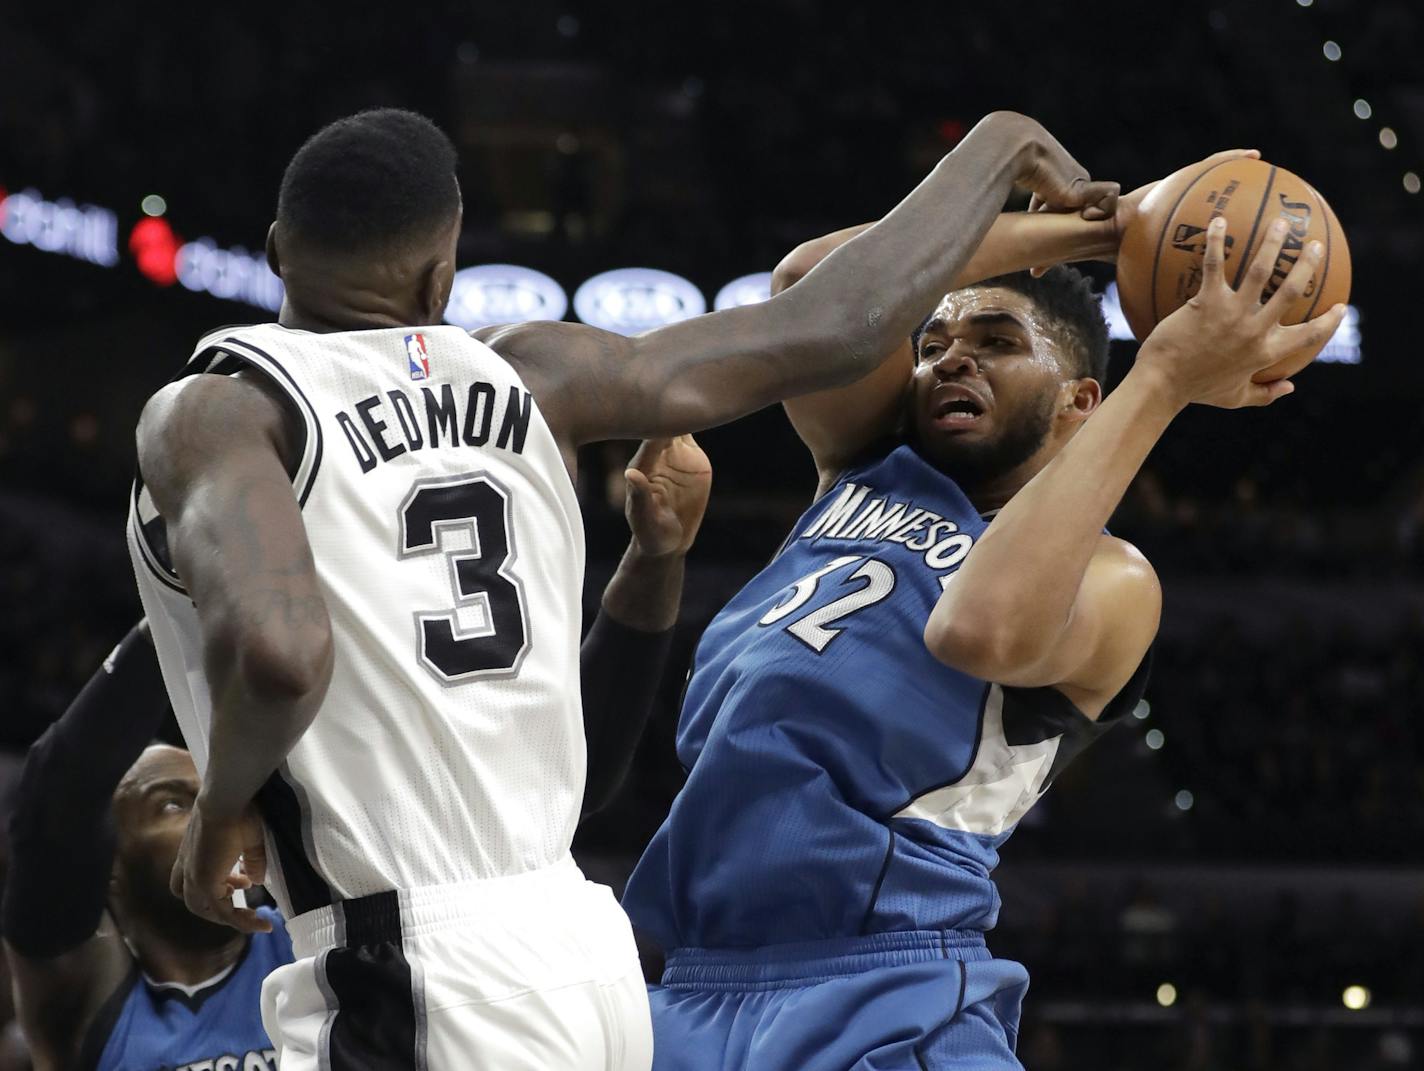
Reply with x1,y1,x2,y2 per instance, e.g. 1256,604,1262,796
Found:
2,1,1423,1067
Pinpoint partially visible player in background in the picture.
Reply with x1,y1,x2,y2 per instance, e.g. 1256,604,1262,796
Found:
1,621,291,1071
622,169,1347,1068
134,107,1112,1068
5,435,707,1071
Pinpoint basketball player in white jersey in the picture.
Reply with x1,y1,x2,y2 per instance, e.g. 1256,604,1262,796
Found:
128,108,1116,1068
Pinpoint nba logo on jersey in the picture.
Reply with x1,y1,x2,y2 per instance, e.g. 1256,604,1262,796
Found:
405,333,431,381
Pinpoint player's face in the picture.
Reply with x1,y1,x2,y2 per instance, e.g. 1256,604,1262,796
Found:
111,746,220,934
908,287,1073,488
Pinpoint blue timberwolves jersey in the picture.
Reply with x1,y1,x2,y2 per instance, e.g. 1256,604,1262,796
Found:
81,907,292,1071
624,443,1149,951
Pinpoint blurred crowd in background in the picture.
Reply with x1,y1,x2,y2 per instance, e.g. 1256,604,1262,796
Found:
3,0,1423,1066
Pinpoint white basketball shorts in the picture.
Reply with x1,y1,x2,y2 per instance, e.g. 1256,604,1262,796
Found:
261,856,652,1070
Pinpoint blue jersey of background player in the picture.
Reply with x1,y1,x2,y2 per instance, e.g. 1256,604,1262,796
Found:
623,150,1347,1070
1,622,291,1071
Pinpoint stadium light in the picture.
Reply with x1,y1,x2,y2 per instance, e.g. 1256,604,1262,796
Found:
445,264,568,329
1342,985,1371,1010
1156,983,1178,1007
573,268,706,335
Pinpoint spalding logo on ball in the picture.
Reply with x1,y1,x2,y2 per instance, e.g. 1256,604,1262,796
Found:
1116,157,1351,382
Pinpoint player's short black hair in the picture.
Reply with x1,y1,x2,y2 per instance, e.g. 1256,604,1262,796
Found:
276,108,460,254
913,266,1111,384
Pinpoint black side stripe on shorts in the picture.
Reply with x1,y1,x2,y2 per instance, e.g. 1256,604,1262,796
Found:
321,892,424,1070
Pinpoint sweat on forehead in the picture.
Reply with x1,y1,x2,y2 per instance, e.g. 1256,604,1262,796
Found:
928,287,1041,331
915,286,1069,362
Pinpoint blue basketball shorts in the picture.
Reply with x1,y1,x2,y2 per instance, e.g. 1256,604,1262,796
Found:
646,929,1028,1070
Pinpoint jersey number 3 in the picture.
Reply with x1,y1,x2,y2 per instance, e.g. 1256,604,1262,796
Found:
398,474,529,683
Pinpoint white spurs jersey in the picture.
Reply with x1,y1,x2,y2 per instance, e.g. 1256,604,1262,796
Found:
127,323,586,920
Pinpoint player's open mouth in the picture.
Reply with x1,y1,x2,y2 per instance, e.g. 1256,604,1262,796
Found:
931,387,987,430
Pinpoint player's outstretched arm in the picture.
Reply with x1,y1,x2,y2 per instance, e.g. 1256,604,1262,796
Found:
485,111,1117,447
2,622,168,1067
924,215,1347,714
581,436,712,816
137,373,334,932
773,211,1121,490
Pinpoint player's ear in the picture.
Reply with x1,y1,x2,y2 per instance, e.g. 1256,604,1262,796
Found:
418,253,455,326
1063,377,1101,424
265,223,282,278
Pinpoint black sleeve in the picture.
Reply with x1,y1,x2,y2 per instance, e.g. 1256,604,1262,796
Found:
1,623,170,957
580,611,675,817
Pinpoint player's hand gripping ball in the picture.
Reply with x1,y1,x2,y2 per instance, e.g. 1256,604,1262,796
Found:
1116,155,1350,382
1136,214,1346,409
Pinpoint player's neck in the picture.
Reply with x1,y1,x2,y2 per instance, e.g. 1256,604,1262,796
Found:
127,919,249,987
277,294,424,334
963,454,1046,514
963,432,1067,513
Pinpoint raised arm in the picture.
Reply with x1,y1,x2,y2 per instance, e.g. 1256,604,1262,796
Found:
3,623,168,1068
581,436,711,817
771,150,1264,487
925,215,1346,715
484,112,1116,447
137,372,334,932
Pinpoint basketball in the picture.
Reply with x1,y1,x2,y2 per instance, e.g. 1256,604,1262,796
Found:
1117,157,1351,381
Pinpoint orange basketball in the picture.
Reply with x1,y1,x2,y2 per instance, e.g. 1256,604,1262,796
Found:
1116,157,1351,382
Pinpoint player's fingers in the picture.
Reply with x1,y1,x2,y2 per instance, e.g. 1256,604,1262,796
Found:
1260,240,1324,322
191,888,271,933
1199,216,1228,294
625,468,652,499
628,439,671,473
226,906,274,934
1248,379,1296,407
1240,218,1289,304
1076,180,1118,219
1202,148,1261,165
242,842,267,887
1274,303,1347,360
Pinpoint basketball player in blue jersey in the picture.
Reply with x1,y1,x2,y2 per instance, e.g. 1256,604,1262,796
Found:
621,162,1348,1068
3,434,708,1071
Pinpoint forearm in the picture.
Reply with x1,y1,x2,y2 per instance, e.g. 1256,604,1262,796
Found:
931,366,1180,652
954,210,1115,287
581,544,682,815
2,623,168,955
199,646,330,819
779,113,1039,364
599,114,1045,440
778,210,1115,296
